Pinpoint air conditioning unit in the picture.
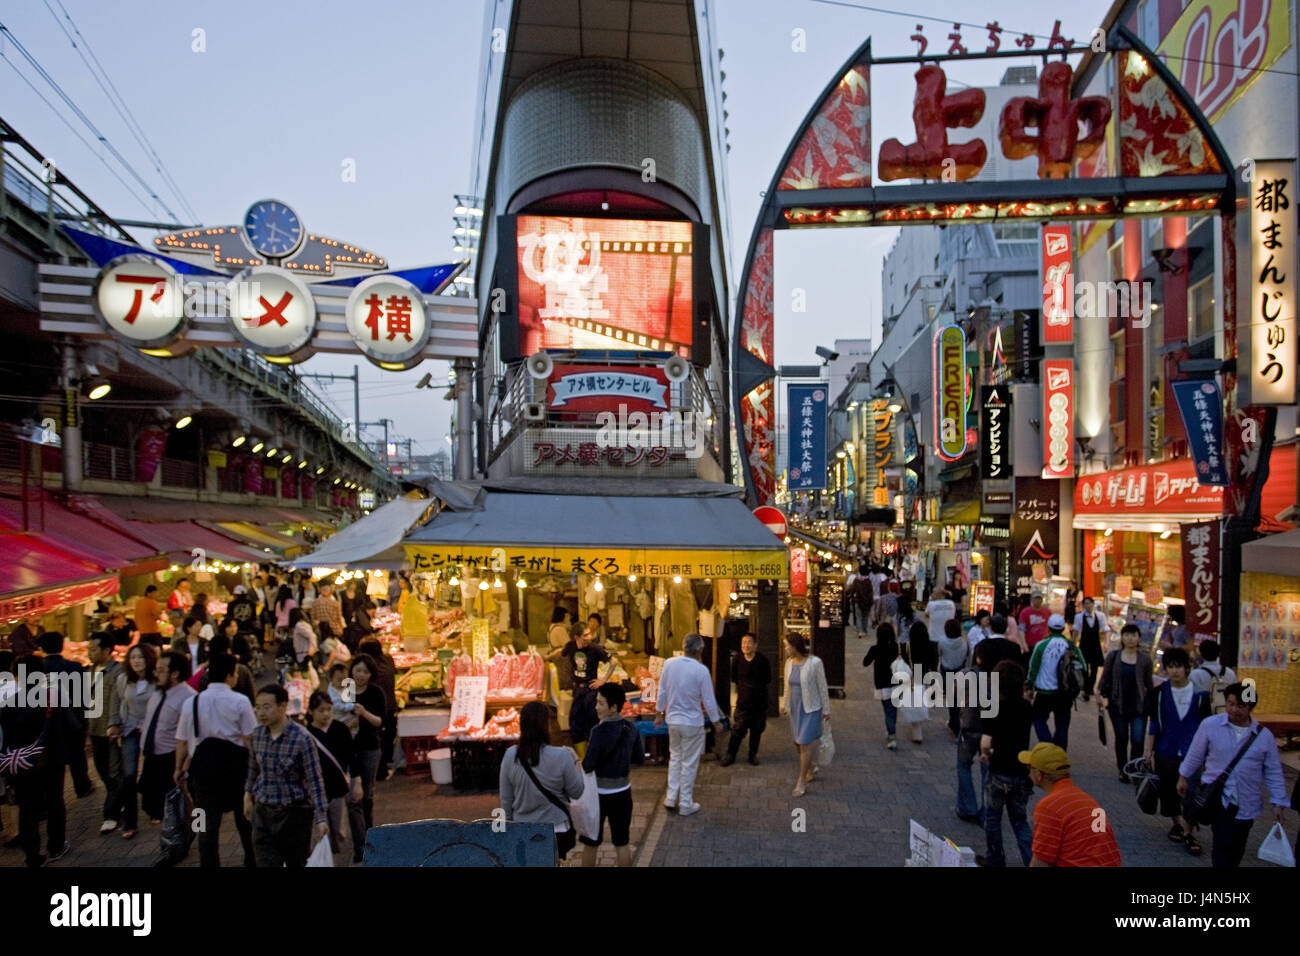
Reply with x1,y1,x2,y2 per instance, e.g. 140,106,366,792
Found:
523,403,546,422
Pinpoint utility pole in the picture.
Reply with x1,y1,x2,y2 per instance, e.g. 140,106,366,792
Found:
453,358,474,480
299,366,362,438
361,418,394,468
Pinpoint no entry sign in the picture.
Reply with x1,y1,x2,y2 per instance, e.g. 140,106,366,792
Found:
753,506,787,539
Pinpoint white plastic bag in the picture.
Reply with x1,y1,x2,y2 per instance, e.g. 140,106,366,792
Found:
817,726,836,768
570,771,601,841
1257,822,1296,867
307,836,334,867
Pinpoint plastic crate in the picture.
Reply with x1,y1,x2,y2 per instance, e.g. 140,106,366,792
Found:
451,740,511,791
401,735,442,775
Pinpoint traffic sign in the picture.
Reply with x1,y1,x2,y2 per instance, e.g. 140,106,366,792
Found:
753,506,787,539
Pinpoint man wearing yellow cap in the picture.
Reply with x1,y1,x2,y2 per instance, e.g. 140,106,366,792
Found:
1020,742,1122,867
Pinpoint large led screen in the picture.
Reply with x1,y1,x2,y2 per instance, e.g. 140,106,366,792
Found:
514,215,694,357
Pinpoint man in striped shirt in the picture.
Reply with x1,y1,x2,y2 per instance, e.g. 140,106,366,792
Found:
1020,743,1122,867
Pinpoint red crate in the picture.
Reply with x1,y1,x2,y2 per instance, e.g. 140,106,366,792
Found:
401,735,443,774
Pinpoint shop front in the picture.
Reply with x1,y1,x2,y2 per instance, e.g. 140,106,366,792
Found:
1239,529,1300,717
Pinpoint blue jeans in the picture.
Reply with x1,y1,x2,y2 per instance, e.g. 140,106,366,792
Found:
119,730,141,831
984,771,1034,867
1109,712,1147,774
880,699,897,736
956,731,986,819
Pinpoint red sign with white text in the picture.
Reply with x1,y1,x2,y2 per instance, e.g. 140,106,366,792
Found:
1041,225,1073,343
1042,359,1074,478
545,364,670,415
1075,460,1225,515
790,547,808,596
0,576,119,621
1181,519,1221,640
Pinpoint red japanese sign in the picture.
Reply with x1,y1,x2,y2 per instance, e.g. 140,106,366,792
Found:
1181,519,1221,640
0,576,119,621
1041,359,1074,478
1075,460,1225,515
546,365,669,415
1041,225,1073,343
790,547,808,596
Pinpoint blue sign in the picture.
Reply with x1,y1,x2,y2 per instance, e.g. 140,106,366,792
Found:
787,383,827,490
1172,380,1227,486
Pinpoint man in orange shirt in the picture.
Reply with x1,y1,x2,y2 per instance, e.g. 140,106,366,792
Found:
1021,743,1122,867
134,586,164,645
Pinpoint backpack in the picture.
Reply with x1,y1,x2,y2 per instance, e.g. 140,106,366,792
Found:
1055,640,1087,700
1199,665,1228,714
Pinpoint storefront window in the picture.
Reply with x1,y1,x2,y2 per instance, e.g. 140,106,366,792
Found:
1189,276,1214,341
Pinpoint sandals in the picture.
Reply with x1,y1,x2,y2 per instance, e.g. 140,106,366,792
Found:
1184,833,1203,856
792,785,807,798
120,829,137,841
1167,823,1185,843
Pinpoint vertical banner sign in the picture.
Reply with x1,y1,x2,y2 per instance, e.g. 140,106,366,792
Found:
1181,520,1221,643
790,547,808,596
1250,160,1296,404
935,324,967,459
1042,359,1074,478
980,385,1011,480
1171,380,1228,485
871,398,895,506
1041,225,1074,343
1012,476,1061,585
1014,309,1041,382
787,384,827,490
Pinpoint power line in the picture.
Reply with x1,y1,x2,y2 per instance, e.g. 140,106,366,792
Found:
0,20,177,221
42,0,200,223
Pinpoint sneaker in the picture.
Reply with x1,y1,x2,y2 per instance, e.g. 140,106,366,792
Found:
99,820,119,834
678,802,702,817
886,737,898,750
47,842,70,863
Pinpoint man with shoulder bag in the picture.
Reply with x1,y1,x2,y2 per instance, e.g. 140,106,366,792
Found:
1177,683,1291,868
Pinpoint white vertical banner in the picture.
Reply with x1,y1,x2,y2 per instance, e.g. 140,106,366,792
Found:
1249,160,1297,405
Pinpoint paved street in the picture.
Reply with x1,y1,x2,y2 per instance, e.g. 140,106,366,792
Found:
5,625,1296,867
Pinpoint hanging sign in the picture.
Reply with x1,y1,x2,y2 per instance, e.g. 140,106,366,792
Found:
548,365,669,412
1041,225,1074,343
345,275,431,369
980,385,1011,481
1181,519,1221,642
1249,160,1296,405
790,547,808,596
1012,476,1060,580
471,618,491,663
93,255,187,348
1171,380,1228,485
1042,359,1074,478
935,324,967,459
970,582,995,615
787,384,827,490
227,266,317,357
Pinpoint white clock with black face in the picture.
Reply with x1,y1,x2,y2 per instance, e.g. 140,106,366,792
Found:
242,199,304,260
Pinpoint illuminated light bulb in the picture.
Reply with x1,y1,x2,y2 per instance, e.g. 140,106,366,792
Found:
627,574,637,583
673,575,682,584
493,576,504,589
266,448,278,457
478,580,489,591
1104,528,1114,537
448,574,460,587
593,577,603,592
516,577,527,589
298,460,307,469
316,467,325,475
232,435,247,447
729,591,739,601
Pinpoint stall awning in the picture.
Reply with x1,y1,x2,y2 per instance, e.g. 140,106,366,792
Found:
0,532,119,619
63,496,266,564
1242,527,1300,576
787,528,855,562
205,521,308,557
0,494,165,575
288,493,434,570
404,494,788,579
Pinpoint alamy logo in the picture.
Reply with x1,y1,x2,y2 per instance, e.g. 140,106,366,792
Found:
594,404,707,459
50,887,151,936
0,667,105,718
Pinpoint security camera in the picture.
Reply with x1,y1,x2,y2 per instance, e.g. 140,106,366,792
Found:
815,346,840,362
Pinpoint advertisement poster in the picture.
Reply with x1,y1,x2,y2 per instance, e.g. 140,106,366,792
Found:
1012,477,1061,587
970,582,995,615
1171,380,1228,485
1239,601,1300,670
980,385,1011,481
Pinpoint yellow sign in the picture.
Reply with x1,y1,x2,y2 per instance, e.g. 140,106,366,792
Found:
1156,0,1291,126
207,451,228,468
405,544,789,581
1249,160,1297,405
471,618,490,663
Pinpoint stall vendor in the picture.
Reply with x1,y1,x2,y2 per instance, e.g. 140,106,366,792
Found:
550,628,610,752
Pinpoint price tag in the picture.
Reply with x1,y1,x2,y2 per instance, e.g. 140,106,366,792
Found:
471,618,490,662
451,675,488,730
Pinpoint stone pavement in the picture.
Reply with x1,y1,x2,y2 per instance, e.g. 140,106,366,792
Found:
4,627,1296,867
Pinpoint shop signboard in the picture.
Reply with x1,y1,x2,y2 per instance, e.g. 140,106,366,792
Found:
1074,460,1224,516
227,267,317,357
1012,476,1060,584
344,275,431,370
788,384,827,490
546,364,669,413
450,675,488,729
980,385,1011,481
1248,160,1297,405
1171,380,1228,485
92,255,187,349
970,582,995,615
406,544,789,581
0,576,119,620
1181,520,1221,642
1014,309,1041,382
790,547,808,596
1115,575,1133,599
870,398,896,506
471,618,491,663
1041,359,1074,478
1041,225,1073,343
935,324,967,460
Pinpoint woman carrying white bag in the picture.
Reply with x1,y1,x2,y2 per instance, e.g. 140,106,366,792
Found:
781,634,831,798
498,701,587,862
892,656,929,744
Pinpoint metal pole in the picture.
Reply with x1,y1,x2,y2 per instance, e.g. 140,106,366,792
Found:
60,340,82,491
454,357,473,480
353,365,360,436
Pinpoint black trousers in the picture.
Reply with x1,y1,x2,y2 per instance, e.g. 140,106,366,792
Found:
251,803,314,867
727,705,766,760
139,751,176,822
67,728,92,796
10,759,66,865
89,735,123,822
1210,803,1255,869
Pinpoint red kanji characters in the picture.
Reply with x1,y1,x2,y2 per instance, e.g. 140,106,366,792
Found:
947,23,966,56
362,293,414,341
577,442,600,465
1015,32,1035,49
1000,61,1110,178
878,65,987,181
985,21,1002,53
910,24,927,57
254,292,292,327
113,273,167,324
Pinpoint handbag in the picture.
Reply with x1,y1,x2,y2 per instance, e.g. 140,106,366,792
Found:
517,751,578,834
1186,725,1262,826
818,726,836,768
1125,758,1159,815
1098,712,1107,746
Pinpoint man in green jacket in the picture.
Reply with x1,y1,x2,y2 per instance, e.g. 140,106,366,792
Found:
1026,615,1087,749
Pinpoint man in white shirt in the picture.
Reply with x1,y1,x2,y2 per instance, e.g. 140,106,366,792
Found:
175,653,258,867
654,634,723,816
1189,640,1237,703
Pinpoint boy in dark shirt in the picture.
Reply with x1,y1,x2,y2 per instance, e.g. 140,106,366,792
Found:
978,660,1034,867
579,683,642,867
552,631,611,750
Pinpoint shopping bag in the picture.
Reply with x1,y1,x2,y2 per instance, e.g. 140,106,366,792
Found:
1257,822,1297,867
306,836,335,867
155,786,192,867
570,771,601,841
817,726,836,768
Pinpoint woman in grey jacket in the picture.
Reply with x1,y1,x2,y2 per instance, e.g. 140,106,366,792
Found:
1097,624,1154,781
499,700,585,860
